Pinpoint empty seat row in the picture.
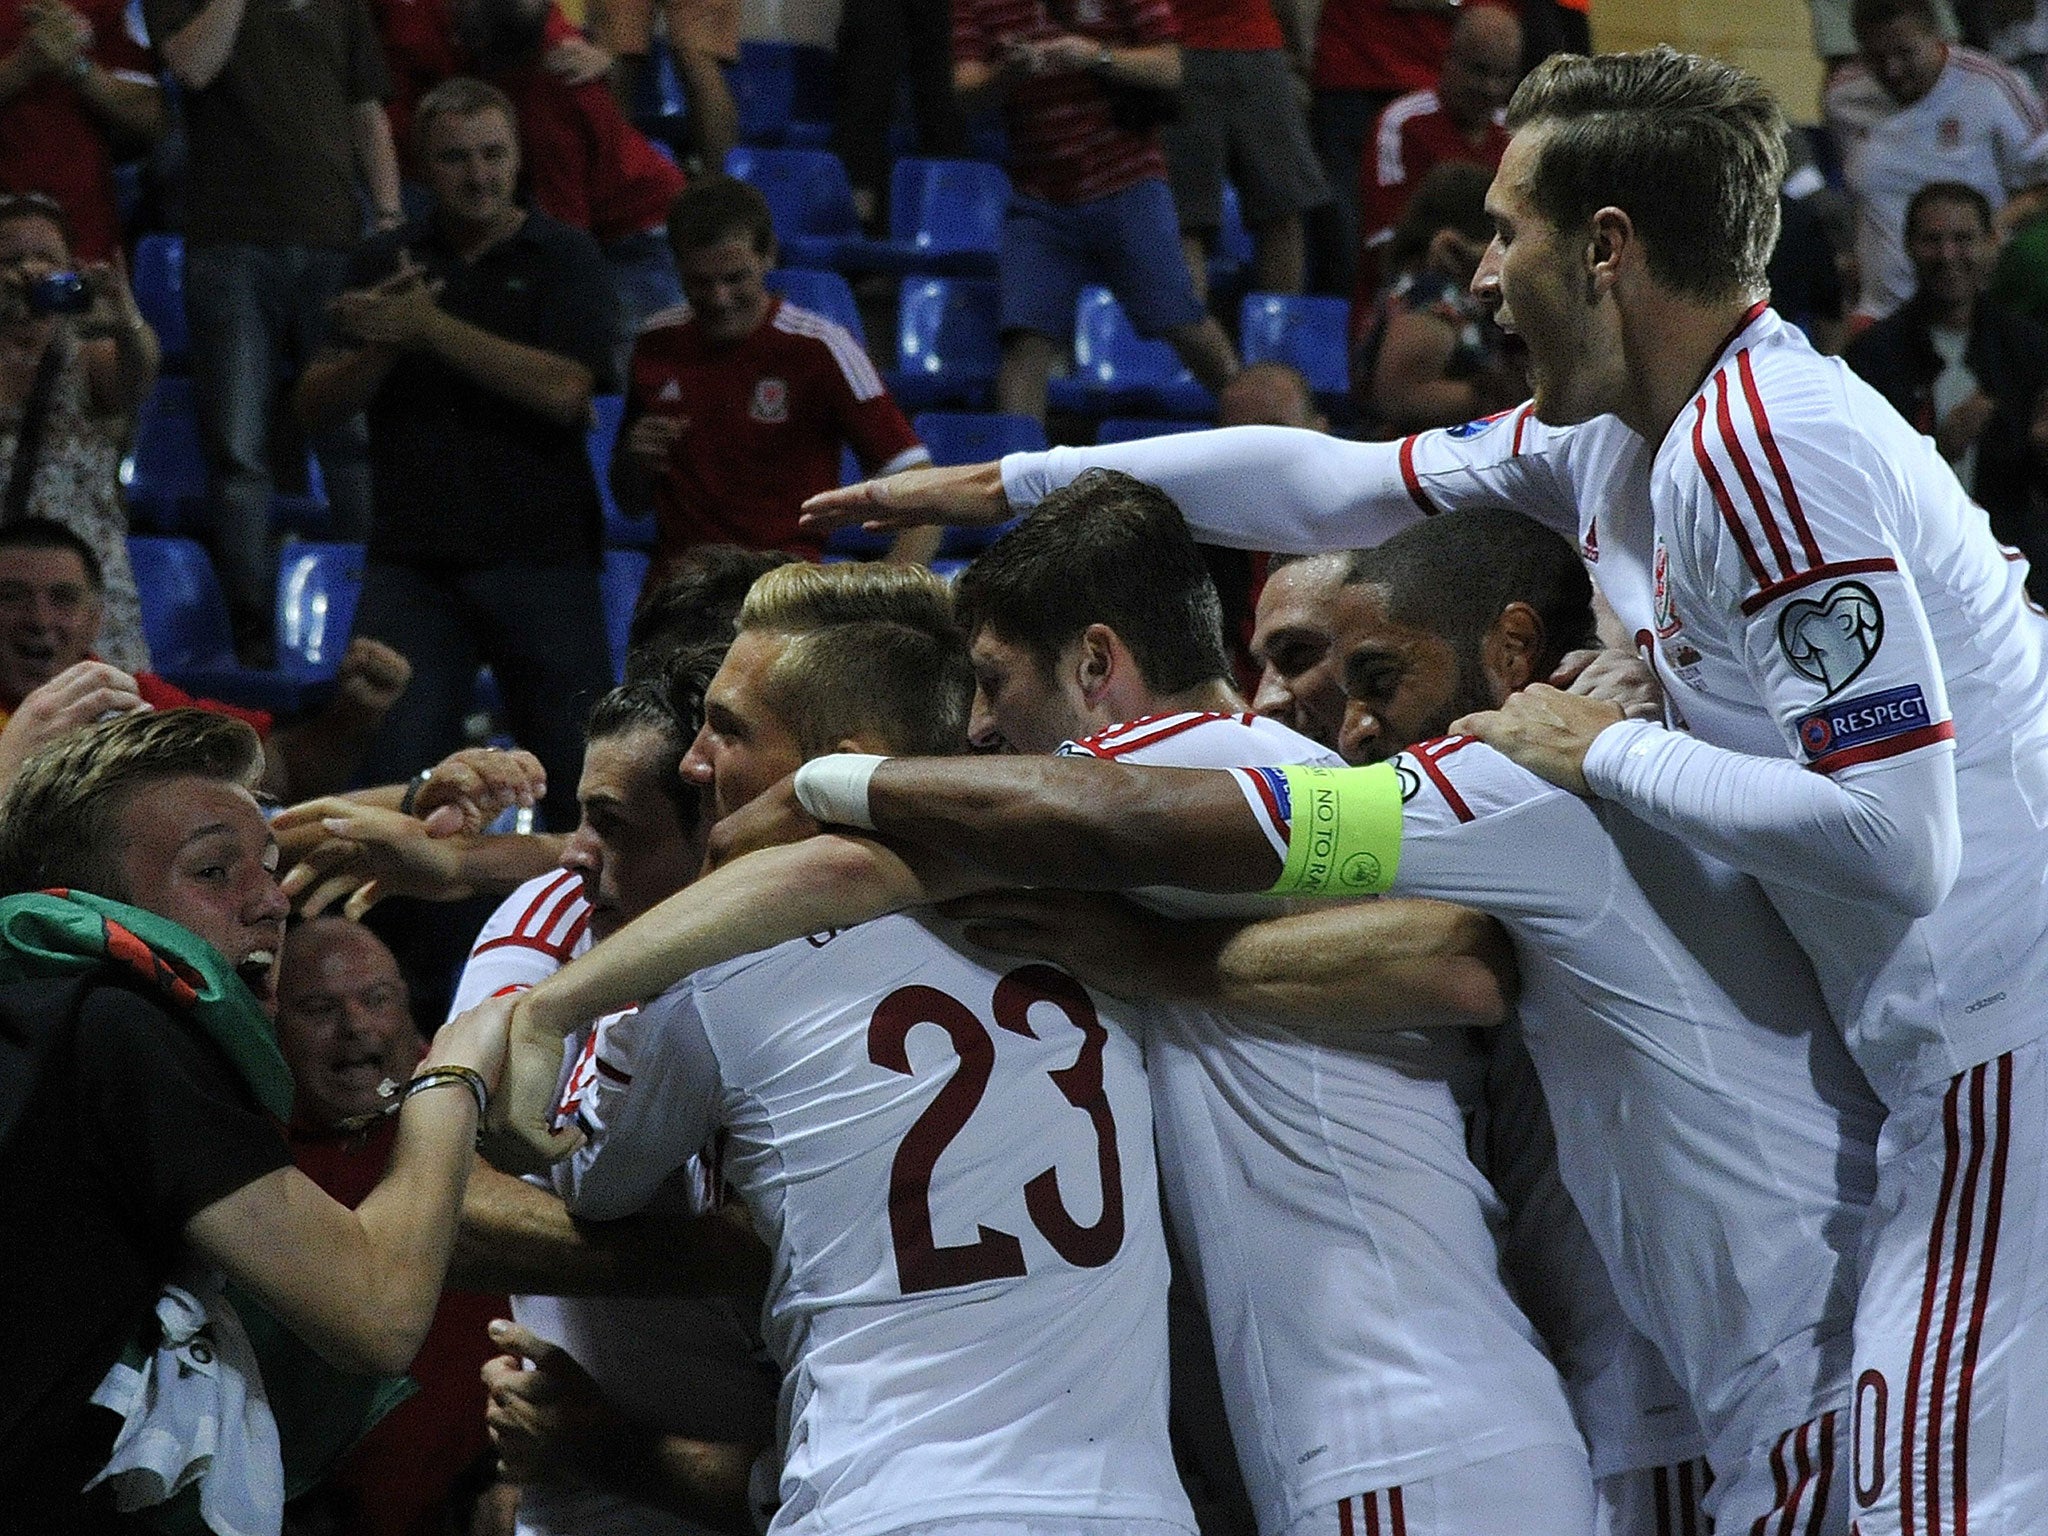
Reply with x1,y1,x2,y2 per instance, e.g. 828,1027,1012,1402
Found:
128,536,652,714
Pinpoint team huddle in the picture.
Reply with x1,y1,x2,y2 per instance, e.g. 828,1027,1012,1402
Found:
453,44,2048,1536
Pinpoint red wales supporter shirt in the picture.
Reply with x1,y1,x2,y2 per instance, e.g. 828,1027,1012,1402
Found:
1173,0,1281,55
626,296,926,566
1310,0,1449,95
0,0,153,260
952,0,1178,203
493,65,686,244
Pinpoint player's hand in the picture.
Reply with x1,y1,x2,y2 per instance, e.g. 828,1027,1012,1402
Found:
1451,683,1621,797
943,889,1200,1001
1547,647,1662,721
543,33,612,85
329,636,412,722
483,1319,620,1485
272,798,470,918
0,660,147,788
414,745,547,835
478,1000,584,1173
424,990,515,1098
799,461,1012,537
705,777,823,869
624,412,684,467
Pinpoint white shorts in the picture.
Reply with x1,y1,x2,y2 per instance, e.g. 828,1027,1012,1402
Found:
1282,1444,1598,1536
1593,1457,1712,1536
1712,1410,1848,1535
1849,1041,2048,1535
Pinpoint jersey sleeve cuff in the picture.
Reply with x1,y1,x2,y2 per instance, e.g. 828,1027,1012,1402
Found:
1581,717,1666,802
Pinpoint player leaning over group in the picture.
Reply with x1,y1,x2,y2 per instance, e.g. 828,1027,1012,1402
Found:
952,471,1604,1535
806,45,2048,1535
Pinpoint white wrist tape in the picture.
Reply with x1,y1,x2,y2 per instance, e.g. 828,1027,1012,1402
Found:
793,753,887,830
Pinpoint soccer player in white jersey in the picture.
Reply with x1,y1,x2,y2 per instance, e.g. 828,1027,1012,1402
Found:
800,45,2048,1534
455,659,778,1536
952,471,1600,1536
507,562,1197,1536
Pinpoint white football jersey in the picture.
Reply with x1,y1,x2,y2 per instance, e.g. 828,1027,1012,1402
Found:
1229,741,1885,1501
1006,322,2048,1109
449,868,593,1010
1825,46,2048,318
1475,1022,1707,1481
450,874,775,1536
559,916,1194,1536
1059,711,1592,1529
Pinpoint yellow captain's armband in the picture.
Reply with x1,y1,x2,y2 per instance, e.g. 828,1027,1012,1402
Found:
1266,763,1403,896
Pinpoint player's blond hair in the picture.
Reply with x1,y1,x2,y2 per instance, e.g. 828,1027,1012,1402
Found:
1507,46,1785,302
736,563,971,758
0,709,264,898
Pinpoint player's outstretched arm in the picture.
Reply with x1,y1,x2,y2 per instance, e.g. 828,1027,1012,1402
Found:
952,889,1515,1031
849,756,1284,890
801,426,1426,555
483,834,970,1170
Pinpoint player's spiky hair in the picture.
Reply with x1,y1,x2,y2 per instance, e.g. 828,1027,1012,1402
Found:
954,469,1231,696
1346,508,1596,680
1507,46,1786,303
737,562,972,758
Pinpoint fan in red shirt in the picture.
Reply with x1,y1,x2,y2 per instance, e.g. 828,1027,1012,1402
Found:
1351,3,1521,311
0,0,163,262
613,178,934,586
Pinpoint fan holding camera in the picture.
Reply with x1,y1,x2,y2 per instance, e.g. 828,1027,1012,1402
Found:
0,190,157,672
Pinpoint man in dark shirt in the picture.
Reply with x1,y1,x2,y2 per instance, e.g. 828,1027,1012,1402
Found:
298,75,619,829
145,0,398,659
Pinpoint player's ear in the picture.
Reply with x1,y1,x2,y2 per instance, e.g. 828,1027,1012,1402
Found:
1483,603,1546,695
1586,207,1631,297
1074,625,1118,701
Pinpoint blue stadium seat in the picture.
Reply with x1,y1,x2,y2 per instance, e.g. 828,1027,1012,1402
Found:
912,410,1044,466
911,412,1042,557
1094,417,1211,444
889,277,1000,409
1206,182,1255,297
1238,292,1351,403
766,267,867,347
825,443,893,559
128,535,308,711
133,233,187,372
630,43,690,151
124,378,333,536
1049,287,1215,419
588,393,654,549
725,41,835,146
603,548,651,681
275,541,365,679
843,158,1008,278
122,377,208,531
724,146,864,270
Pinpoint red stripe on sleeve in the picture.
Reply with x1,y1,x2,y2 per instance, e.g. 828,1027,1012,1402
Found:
1691,398,1772,586
512,870,581,937
1398,435,1441,517
1713,368,1796,580
1736,349,1824,569
1413,751,1474,822
1511,402,1532,454
1810,720,1956,774
1738,558,1900,616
